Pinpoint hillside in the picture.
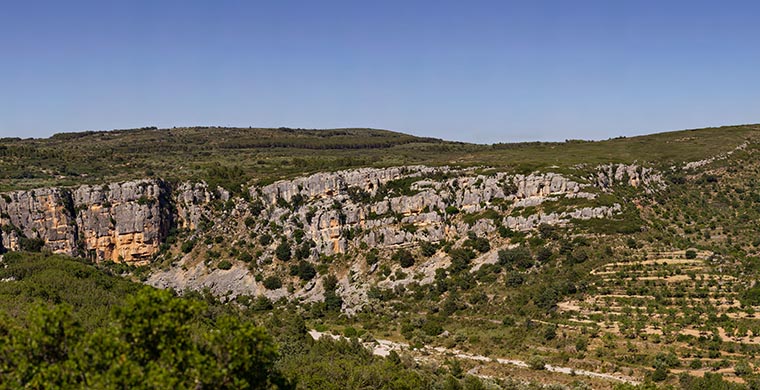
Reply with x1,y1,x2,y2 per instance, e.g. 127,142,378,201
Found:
1,124,757,191
2,124,760,389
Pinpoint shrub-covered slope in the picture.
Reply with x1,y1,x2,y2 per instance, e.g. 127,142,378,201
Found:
3,123,760,389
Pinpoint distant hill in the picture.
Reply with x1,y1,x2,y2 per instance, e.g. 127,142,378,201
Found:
0,124,757,192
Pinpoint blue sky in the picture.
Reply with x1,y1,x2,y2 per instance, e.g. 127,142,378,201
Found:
1,1,759,143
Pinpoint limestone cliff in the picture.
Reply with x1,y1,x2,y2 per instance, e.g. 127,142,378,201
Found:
0,188,77,255
73,181,171,264
0,180,174,264
148,164,662,310
0,164,662,307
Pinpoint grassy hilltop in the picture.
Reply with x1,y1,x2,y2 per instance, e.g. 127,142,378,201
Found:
1,124,758,191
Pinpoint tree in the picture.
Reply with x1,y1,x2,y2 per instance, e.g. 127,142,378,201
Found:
535,246,552,263
735,360,752,376
181,239,196,253
568,246,590,264
295,261,316,281
505,271,524,287
420,242,438,257
323,274,343,312
259,234,273,246
365,248,379,266
392,249,415,268
275,240,292,261
217,260,233,270
527,355,546,370
651,366,668,382
448,248,475,274
534,287,558,311
0,287,292,389
498,247,532,269
263,276,282,290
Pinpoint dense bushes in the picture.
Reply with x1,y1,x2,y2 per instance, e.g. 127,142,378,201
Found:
263,276,283,290
0,264,289,389
275,240,292,261
392,249,415,268
181,239,196,253
290,261,316,281
0,252,507,390
18,237,45,252
498,246,533,269
217,259,233,270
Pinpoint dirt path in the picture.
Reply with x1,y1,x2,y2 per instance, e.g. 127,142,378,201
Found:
308,330,640,385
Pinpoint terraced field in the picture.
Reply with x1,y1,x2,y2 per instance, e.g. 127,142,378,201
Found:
558,250,760,383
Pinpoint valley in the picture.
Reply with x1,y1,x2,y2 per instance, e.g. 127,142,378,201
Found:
2,124,760,389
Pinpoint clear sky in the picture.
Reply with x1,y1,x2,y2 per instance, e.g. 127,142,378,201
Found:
1,1,759,143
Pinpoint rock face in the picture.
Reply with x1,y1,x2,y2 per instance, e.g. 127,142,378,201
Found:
256,166,438,205
0,165,653,263
175,182,214,230
244,167,611,256
595,164,663,192
0,164,662,307
0,180,174,264
0,188,77,255
73,181,171,264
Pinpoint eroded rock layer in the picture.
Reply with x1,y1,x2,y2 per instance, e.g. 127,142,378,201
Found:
0,165,659,269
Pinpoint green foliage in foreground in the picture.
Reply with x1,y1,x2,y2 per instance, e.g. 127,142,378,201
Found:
0,287,289,389
0,252,288,389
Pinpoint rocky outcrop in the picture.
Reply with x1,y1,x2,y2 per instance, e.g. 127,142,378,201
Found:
0,180,173,264
73,181,170,264
238,168,624,257
503,204,622,231
0,163,668,314
175,182,214,230
256,166,439,205
513,172,582,198
0,164,657,284
595,164,663,191
0,188,77,255
682,141,748,170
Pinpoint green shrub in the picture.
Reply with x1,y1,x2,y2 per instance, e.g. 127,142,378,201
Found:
392,249,415,268
420,242,438,257
244,216,256,228
275,241,292,261
527,355,546,370
295,261,316,281
263,276,282,290
366,248,379,266
181,239,196,253
505,271,524,287
217,260,233,270
651,366,667,382
259,234,273,246
448,248,475,273
498,246,532,269
735,360,752,376
463,236,490,253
